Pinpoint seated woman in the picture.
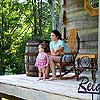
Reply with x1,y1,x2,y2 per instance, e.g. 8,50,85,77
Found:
49,30,71,80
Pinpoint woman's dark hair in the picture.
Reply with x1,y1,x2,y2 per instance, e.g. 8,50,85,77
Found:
51,30,62,40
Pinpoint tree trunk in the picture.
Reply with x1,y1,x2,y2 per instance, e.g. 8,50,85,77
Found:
48,0,56,30
57,0,62,32
32,0,37,37
38,0,42,34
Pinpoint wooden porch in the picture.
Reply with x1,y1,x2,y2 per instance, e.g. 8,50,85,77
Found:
0,71,99,100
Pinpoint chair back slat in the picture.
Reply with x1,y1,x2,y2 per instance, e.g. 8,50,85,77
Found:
68,28,77,52
67,28,80,53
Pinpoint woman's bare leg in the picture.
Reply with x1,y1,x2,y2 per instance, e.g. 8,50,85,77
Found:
49,55,60,78
45,66,49,79
38,68,42,80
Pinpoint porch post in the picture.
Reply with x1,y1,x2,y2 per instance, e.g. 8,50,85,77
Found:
98,0,100,72
97,0,100,100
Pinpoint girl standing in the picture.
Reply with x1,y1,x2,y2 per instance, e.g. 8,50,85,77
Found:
35,43,49,80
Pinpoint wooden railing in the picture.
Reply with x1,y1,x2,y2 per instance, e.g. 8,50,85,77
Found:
84,0,98,16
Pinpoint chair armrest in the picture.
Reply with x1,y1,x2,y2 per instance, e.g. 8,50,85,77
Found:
60,52,76,65
61,52,75,55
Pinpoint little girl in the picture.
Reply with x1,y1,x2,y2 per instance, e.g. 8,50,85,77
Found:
35,43,49,80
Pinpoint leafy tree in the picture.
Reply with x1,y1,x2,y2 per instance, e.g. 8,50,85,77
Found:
0,0,60,75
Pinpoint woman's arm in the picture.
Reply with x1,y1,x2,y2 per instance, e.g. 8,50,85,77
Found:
50,46,64,56
50,40,64,56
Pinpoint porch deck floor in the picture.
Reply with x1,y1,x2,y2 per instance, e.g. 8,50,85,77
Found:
0,71,99,100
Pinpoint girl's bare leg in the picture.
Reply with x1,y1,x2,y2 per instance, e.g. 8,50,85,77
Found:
42,67,46,80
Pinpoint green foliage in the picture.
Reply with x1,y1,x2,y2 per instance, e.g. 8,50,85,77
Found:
89,0,99,7
5,66,13,75
0,0,59,75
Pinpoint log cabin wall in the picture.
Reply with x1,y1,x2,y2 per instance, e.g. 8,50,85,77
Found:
61,0,98,54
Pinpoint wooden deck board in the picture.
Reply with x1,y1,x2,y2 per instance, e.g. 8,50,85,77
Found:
0,73,98,100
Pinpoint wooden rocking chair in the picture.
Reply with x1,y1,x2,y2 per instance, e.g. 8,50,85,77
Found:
55,28,80,80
